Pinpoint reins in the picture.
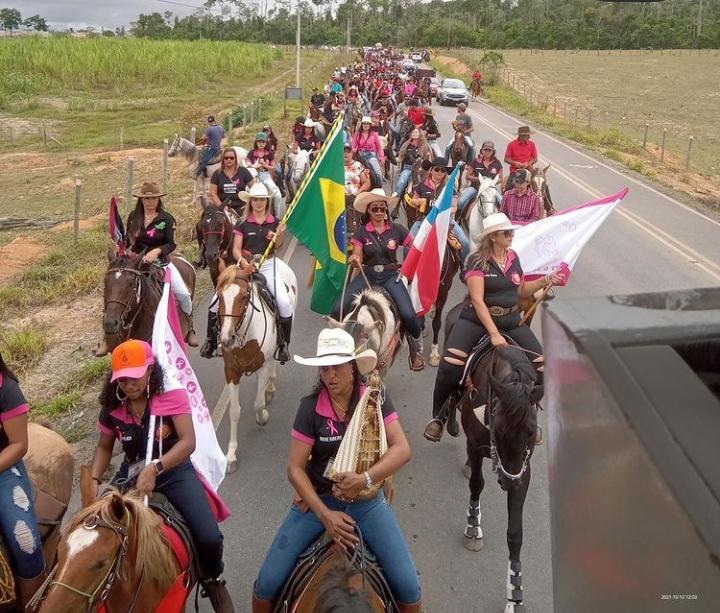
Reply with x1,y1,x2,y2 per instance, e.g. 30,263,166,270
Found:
104,267,148,337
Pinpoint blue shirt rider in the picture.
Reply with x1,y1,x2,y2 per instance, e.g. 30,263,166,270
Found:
196,115,226,177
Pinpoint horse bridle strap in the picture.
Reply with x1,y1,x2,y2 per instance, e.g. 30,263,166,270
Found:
105,267,145,334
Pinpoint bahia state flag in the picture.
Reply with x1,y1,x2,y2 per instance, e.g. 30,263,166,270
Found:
401,163,461,316
286,114,347,314
108,195,126,254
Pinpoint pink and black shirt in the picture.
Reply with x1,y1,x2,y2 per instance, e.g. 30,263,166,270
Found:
462,250,524,325
292,386,398,496
0,373,29,451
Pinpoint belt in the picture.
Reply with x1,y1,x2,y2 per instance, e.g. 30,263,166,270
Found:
488,305,518,317
366,264,400,273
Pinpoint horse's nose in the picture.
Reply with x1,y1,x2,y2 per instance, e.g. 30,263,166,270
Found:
104,319,120,335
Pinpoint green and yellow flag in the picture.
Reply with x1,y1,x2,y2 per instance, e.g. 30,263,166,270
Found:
285,114,347,314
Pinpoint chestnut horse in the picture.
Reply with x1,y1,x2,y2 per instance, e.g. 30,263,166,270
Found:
195,205,236,288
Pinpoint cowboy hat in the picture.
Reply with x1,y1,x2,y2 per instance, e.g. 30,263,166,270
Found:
360,116,373,124
238,182,270,202
477,213,522,240
133,181,166,199
294,328,377,375
517,125,533,135
423,107,434,116
302,118,318,128
480,140,496,151
421,156,453,172
353,188,392,214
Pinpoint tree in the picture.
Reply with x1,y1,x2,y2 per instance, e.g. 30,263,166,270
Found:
23,14,48,32
131,12,172,38
0,8,22,32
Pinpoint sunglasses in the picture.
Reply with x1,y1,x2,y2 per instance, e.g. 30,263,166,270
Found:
223,156,236,160
369,206,387,213
431,167,448,174
481,148,492,152
500,230,515,237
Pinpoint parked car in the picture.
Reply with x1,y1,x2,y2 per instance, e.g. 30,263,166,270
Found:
429,77,440,96
436,78,469,106
410,51,422,63
402,59,416,74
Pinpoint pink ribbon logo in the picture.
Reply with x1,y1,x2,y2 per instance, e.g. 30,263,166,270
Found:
326,419,338,436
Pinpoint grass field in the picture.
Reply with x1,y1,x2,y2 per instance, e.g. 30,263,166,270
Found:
444,48,720,176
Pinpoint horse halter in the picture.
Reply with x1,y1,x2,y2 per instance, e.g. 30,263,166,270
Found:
219,274,260,346
105,268,144,336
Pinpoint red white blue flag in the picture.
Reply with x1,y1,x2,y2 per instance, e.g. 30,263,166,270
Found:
108,195,126,254
401,163,461,316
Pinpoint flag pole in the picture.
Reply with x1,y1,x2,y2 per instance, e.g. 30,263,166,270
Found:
257,112,345,268
142,413,156,506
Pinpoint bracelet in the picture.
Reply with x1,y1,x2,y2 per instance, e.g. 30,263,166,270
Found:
364,471,373,489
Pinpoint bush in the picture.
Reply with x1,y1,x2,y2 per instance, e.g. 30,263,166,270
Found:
0,327,47,375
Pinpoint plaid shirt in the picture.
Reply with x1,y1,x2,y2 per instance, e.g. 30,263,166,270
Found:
501,188,543,224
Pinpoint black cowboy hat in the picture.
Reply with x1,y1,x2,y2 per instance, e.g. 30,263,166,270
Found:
422,156,453,172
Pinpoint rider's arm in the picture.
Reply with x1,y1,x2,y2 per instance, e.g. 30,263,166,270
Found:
348,239,364,268
231,229,245,263
271,223,285,252
288,438,330,518
158,217,177,258
465,165,479,185
209,176,222,207
0,412,29,473
467,275,504,343
155,413,196,472
518,273,551,300
89,432,115,489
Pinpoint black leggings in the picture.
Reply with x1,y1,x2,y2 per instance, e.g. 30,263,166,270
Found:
431,315,542,419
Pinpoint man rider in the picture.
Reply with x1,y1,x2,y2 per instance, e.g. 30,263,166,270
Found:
310,87,325,109
196,115,225,177
504,125,538,190
446,103,474,152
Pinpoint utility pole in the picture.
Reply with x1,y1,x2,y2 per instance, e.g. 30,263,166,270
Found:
296,7,301,87
346,14,351,53
697,0,704,43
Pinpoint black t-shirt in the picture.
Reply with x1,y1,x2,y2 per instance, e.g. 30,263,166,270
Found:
400,143,421,167
0,373,28,452
126,209,177,259
234,215,279,256
350,222,410,267
461,250,524,324
97,394,189,466
296,135,319,152
291,387,398,496
211,167,254,211
468,157,503,180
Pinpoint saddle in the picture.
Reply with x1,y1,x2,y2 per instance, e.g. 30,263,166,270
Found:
252,271,278,314
274,530,397,613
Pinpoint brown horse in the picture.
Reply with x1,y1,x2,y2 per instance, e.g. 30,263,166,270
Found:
470,78,483,100
196,205,237,288
448,130,471,166
101,252,196,353
37,486,191,613
530,164,556,216
400,159,428,229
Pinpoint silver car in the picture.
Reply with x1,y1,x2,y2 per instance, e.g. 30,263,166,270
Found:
436,78,469,106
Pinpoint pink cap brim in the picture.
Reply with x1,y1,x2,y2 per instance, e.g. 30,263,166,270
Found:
110,361,152,383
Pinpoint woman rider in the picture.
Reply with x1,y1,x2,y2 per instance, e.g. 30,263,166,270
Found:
247,132,283,218
209,148,255,216
351,117,385,188
333,188,424,372
391,127,432,214
89,340,233,612
251,328,422,613
457,140,504,215
0,351,46,610
423,213,563,442
421,107,442,158
294,119,321,160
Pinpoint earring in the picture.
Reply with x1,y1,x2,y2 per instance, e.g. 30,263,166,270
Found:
146,382,151,398
116,387,127,402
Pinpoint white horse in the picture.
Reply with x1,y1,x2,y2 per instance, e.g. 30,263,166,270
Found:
284,148,311,202
167,134,249,206
214,261,298,473
467,174,502,251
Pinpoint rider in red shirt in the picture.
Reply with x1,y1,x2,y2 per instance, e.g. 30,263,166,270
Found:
406,99,425,128
472,70,482,82
504,125,538,190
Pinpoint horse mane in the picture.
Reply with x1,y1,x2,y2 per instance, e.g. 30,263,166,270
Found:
64,491,178,588
216,265,252,295
315,559,375,613
107,253,165,335
492,346,538,436
351,289,388,331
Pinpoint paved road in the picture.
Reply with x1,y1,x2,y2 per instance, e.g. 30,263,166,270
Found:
184,92,720,612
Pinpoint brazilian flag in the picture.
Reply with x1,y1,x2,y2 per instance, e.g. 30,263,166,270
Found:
286,114,347,314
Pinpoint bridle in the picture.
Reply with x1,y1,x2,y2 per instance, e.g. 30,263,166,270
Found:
30,512,144,613
200,210,231,258
104,268,145,338
218,274,266,349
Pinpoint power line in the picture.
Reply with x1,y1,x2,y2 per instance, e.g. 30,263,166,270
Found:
152,0,205,10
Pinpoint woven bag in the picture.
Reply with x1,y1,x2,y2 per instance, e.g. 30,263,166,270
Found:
0,535,16,607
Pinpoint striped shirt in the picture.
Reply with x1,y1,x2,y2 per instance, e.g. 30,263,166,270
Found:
501,188,543,224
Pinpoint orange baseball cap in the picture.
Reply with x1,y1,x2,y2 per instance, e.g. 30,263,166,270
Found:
110,340,155,382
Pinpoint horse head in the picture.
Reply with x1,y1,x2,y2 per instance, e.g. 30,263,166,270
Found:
477,175,501,218
487,346,542,491
530,163,551,196
343,289,394,360
217,266,254,348
167,133,182,157
452,130,465,146
103,251,145,339
198,206,231,265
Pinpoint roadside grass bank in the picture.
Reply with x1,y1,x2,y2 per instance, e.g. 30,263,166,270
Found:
432,50,720,209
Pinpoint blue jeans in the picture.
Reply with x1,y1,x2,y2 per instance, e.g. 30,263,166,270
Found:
196,145,220,177
457,187,477,214
410,219,470,263
0,461,44,578
394,164,413,196
254,492,420,604
333,269,422,338
113,459,224,580
359,151,383,187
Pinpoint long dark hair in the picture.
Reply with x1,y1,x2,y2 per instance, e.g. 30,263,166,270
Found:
127,196,165,243
312,362,364,421
99,362,166,412
0,350,18,383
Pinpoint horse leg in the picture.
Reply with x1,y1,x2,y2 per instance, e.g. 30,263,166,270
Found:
429,279,450,367
504,468,531,612
464,443,485,552
264,360,278,405
225,381,242,474
254,359,273,426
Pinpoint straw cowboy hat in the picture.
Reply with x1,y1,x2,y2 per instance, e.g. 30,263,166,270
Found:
360,116,373,125
302,118,318,128
238,182,270,202
477,213,522,240
294,328,377,375
353,188,392,214
133,181,166,199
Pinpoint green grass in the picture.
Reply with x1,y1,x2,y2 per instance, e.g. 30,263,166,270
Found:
33,390,82,418
67,356,110,389
0,326,47,375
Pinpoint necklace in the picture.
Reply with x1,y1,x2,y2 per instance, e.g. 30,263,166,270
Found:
493,250,507,270
328,394,349,418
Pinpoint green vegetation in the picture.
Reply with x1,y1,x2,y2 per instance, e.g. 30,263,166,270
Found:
33,390,82,418
0,326,47,374
68,356,110,389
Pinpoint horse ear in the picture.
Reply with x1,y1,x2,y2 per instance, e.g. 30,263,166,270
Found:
324,315,343,328
79,465,96,508
493,174,500,186
108,492,126,522
529,384,544,404
543,163,551,174
107,248,116,263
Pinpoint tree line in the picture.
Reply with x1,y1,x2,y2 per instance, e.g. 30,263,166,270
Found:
0,8,48,32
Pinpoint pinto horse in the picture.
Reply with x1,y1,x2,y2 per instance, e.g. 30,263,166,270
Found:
530,164,555,216
101,252,196,354
215,263,298,473
195,204,237,288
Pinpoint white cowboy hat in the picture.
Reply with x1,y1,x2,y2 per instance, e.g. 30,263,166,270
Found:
302,118,317,128
360,116,373,124
478,213,522,239
294,328,377,375
238,182,270,202
353,188,391,214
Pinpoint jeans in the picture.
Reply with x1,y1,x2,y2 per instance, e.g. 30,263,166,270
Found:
254,492,420,604
0,461,44,578
196,146,220,177
394,164,413,196
410,219,470,263
332,269,421,338
457,187,477,214
113,459,224,580
359,151,383,187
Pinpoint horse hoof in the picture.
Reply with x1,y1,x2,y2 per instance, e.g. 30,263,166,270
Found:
463,535,484,552
226,460,238,474
256,409,270,426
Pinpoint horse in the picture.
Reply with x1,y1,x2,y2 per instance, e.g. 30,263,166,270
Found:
102,252,196,354
530,164,556,216
2,423,74,610
447,130,472,166
195,204,237,288
470,78,483,101
448,327,543,613
464,175,503,251
167,135,249,207
426,242,462,367
283,148,311,203
215,263,298,473
37,485,192,613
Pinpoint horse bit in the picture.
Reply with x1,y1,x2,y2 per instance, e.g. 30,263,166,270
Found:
105,267,145,337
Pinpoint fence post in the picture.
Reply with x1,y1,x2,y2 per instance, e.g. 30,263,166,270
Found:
604,112,609,132
685,136,693,171
189,127,196,143
126,157,135,210
563,101,568,119
574,105,579,127
528,86,533,104
74,178,82,244
642,122,649,148
660,128,667,163
162,139,169,193
587,109,592,131
522,83,526,98
120,127,124,149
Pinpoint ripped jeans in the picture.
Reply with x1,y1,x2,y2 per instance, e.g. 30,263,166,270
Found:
0,461,44,578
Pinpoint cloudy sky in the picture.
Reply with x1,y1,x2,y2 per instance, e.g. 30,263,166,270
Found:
2,0,218,30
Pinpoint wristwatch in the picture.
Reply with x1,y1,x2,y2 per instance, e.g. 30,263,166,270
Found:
152,459,165,475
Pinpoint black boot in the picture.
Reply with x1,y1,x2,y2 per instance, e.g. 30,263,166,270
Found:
200,310,218,359
274,316,292,364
